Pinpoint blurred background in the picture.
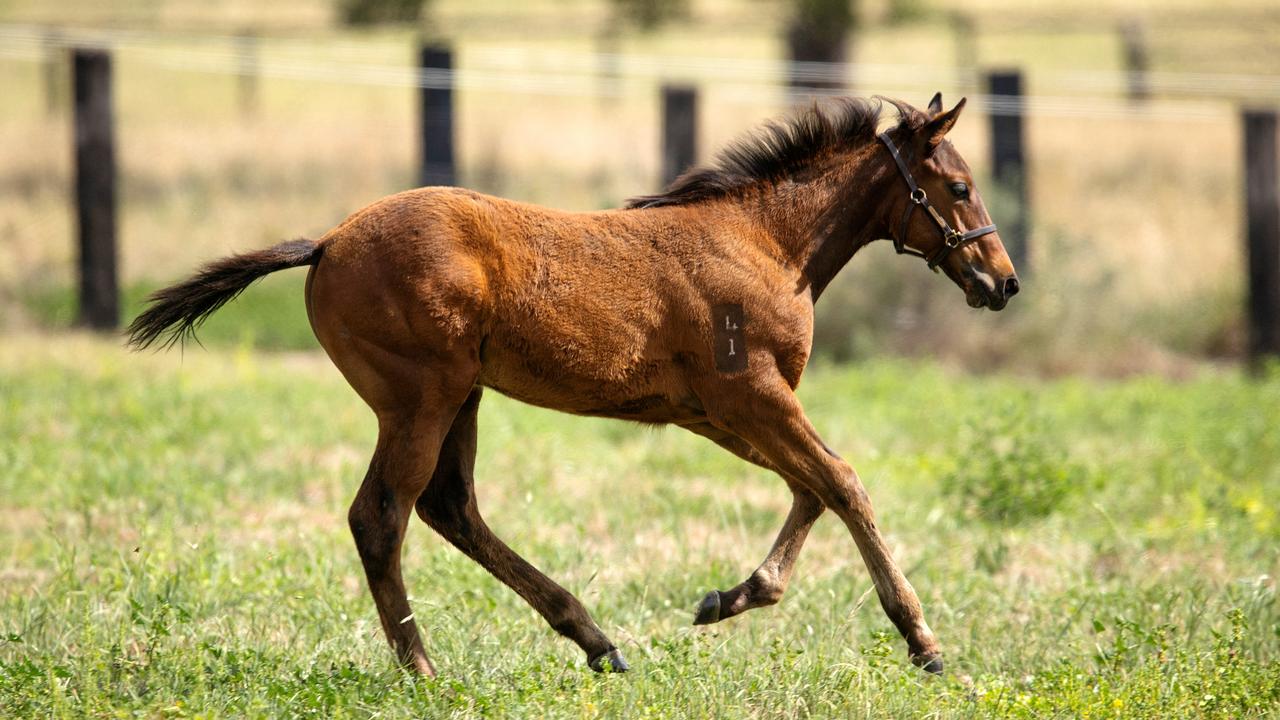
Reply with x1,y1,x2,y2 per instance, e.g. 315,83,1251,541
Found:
2,0,1278,375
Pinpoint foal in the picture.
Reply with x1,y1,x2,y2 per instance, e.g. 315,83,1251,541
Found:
129,94,1018,677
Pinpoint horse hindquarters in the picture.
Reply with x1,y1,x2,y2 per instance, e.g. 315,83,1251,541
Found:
308,214,627,673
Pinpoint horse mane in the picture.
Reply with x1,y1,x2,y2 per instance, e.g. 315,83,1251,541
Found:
626,97,896,209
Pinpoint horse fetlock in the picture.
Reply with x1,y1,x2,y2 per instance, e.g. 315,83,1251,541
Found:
588,648,630,673
746,571,785,606
693,590,722,625
910,650,944,675
402,648,437,677
906,627,943,674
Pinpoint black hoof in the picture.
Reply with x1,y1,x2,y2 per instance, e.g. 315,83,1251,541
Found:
913,654,944,675
589,648,630,673
693,590,721,625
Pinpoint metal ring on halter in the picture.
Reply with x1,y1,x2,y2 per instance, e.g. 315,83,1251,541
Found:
877,130,998,271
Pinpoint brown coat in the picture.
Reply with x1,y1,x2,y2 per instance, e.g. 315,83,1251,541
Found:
129,95,1017,678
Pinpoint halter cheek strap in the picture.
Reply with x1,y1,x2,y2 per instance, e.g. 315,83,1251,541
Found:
877,131,997,271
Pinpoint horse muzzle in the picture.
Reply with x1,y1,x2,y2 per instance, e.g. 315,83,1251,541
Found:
964,271,1019,311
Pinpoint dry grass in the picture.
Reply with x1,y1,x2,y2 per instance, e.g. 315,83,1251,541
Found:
0,0,1274,369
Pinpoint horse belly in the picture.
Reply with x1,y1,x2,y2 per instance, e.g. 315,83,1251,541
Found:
476,322,701,423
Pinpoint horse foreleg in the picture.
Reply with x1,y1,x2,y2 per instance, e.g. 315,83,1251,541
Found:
415,388,626,673
694,485,824,625
684,422,824,624
704,378,943,674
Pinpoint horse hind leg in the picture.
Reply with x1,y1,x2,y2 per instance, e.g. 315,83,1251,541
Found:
415,387,627,673
343,350,480,676
349,409,457,676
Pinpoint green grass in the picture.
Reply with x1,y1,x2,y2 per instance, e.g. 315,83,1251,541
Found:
18,271,320,352
1,335,1277,717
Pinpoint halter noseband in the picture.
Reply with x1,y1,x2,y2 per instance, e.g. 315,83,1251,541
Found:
876,131,997,271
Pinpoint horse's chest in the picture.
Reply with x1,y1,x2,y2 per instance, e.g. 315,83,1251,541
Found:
746,297,813,388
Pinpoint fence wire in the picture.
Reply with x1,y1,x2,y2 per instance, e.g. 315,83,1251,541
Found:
0,22,1268,121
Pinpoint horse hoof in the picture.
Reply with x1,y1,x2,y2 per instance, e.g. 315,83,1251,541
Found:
589,648,630,673
693,590,721,625
912,653,944,675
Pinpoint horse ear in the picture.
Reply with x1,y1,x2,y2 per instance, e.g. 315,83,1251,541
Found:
876,95,927,129
922,97,966,148
927,92,943,115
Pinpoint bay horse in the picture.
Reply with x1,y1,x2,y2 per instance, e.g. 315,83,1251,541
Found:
128,94,1018,677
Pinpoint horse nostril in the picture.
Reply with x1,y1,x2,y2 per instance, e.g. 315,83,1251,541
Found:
1003,276,1020,298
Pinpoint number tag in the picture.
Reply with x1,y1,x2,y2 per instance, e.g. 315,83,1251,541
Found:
712,303,747,372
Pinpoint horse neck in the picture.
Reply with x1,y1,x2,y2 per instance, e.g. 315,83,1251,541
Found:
745,144,897,302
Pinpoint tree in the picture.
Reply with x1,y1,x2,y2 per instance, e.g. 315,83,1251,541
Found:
339,0,427,26
786,0,856,95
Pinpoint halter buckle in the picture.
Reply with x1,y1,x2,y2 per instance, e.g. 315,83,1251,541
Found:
909,188,927,205
944,228,965,248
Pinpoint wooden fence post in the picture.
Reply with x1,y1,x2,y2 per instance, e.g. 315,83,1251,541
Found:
419,43,455,187
1120,20,1149,103
785,0,850,100
986,69,1028,272
1244,108,1280,366
237,30,259,118
661,84,697,188
73,48,118,330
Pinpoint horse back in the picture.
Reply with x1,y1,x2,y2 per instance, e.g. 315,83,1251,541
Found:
315,187,813,420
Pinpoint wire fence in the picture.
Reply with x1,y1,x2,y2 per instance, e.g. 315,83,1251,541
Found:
1,23,1274,121
3,20,1276,364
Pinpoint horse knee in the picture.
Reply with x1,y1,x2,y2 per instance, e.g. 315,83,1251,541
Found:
812,467,873,517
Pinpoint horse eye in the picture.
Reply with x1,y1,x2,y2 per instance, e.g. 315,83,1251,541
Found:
949,182,969,200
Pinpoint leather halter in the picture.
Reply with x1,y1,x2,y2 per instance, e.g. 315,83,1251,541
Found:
877,131,998,271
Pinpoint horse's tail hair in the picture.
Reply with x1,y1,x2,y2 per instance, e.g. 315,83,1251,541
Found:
126,238,324,350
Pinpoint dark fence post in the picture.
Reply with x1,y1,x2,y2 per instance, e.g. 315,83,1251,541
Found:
661,84,697,188
419,43,455,187
785,0,850,101
237,30,259,118
1120,20,1149,103
986,69,1028,272
73,48,118,330
1244,108,1280,366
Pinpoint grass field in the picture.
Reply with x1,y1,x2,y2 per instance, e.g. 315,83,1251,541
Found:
2,1,1280,716
1,331,1277,717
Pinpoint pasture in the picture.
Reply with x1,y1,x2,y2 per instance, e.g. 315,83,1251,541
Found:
1,328,1277,717
3,0,1280,716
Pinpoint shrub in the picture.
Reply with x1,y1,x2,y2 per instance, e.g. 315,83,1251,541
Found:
941,399,1087,524
339,0,426,26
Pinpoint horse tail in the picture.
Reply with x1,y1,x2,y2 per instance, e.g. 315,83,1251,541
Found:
126,238,324,350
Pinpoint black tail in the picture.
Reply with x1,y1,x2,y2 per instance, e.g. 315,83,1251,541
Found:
126,238,323,350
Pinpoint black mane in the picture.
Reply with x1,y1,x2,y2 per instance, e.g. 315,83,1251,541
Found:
626,97,889,209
